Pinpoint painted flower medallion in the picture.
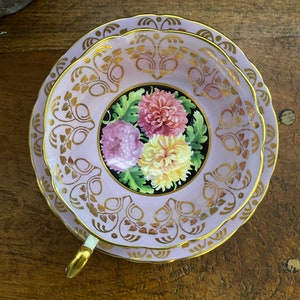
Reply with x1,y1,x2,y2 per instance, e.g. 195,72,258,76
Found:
100,85,209,194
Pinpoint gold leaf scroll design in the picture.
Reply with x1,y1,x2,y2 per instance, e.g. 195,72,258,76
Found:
53,155,101,186
127,248,171,260
91,196,132,236
53,155,101,194
243,68,276,168
119,199,180,245
74,218,117,250
126,32,186,80
81,23,129,51
243,68,271,107
70,188,234,245
110,194,233,245
49,92,95,152
137,16,183,30
238,180,265,221
88,197,205,245
74,224,89,240
196,29,237,63
264,124,277,168
44,57,69,97
54,165,245,246
30,113,68,213
59,166,130,238
118,197,225,245
172,200,206,238
71,45,124,97
39,172,68,213
188,47,240,100
214,97,261,159
185,227,228,254
203,162,252,215
54,155,105,223
118,199,202,245
31,113,43,157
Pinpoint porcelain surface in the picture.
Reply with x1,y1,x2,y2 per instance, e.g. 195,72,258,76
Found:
29,14,278,262
43,29,265,249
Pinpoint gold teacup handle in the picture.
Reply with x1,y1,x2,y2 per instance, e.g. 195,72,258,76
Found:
65,234,99,278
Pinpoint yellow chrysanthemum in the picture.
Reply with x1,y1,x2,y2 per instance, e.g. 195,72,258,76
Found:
138,134,193,191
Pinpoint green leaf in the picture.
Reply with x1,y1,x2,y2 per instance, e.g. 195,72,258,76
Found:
190,150,204,170
111,88,145,123
186,111,208,170
186,111,208,143
174,92,197,113
119,166,154,194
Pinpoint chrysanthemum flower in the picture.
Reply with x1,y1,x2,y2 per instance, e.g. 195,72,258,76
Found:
101,120,143,172
138,88,188,138
138,134,193,191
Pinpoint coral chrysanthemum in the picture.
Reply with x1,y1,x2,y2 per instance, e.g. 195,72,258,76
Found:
138,88,188,138
138,134,193,191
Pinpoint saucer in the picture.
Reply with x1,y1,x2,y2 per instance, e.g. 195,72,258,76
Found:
42,29,265,249
29,14,278,262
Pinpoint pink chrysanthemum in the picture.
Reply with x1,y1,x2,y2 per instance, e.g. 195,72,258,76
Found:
138,88,188,138
101,120,143,172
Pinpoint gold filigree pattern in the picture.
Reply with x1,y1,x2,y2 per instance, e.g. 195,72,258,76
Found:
31,113,43,157
243,68,271,107
184,227,228,254
126,33,186,79
241,67,277,170
71,45,124,96
137,16,183,30
48,92,95,153
39,173,68,213
196,29,237,63
214,97,261,158
82,23,128,51
188,47,240,100
44,57,69,96
202,161,253,216
238,180,265,221
127,248,172,260
264,123,277,168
